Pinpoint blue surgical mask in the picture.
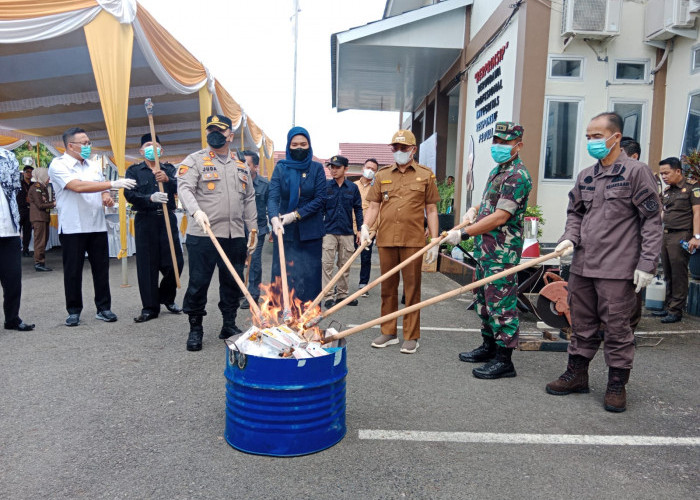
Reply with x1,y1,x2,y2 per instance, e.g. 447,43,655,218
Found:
80,144,91,159
144,146,162,161
490,144,516,164
587,134,616,160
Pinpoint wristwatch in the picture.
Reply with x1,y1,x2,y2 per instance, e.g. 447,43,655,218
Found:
694,234,700,240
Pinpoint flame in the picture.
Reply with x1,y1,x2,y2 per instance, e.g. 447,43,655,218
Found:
255,277,322,341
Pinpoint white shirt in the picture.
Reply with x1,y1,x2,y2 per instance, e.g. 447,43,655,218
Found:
0,189,19,237
48,153,107,234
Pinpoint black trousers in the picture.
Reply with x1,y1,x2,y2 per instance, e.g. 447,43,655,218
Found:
134,212,184,315
19,209,31,252
0,236,22,327
355,239,373,286
183,234,246,324
59,231,111,315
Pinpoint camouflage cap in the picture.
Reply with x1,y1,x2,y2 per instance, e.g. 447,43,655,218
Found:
493,121,524,141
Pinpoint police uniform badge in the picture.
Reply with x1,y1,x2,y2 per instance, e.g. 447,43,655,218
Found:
694,189,700,198
207,182,216,190
178,165,189,176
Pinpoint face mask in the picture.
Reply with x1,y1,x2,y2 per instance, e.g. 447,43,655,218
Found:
587,134,616,160
393,150,411,165
289,147,309,161
206,131,227,149
490,144,516,164
144,146,162,161
362,168,375,180
79,144,91,159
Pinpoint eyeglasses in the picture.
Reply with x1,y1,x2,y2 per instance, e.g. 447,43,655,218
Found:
70,141,92,146
390,144,412,153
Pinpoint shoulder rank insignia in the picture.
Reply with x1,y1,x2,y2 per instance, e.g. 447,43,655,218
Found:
178,165,189,176
380,180,392,184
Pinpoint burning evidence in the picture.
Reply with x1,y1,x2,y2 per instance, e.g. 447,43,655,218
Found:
226,325,341,360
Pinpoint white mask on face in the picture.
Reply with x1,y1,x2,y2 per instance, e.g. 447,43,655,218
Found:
362,168,375,180
393,150,411,165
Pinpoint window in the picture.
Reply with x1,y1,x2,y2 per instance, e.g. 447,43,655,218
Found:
614,60,648,82
682,92,700,156
549,56,583,79
612,101,644,143
692,45,700,74
542,98,581,180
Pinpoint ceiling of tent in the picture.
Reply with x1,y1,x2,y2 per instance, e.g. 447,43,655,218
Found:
0,4,272,162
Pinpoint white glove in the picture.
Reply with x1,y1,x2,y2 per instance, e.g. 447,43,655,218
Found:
193,210,210,230
633,269,654,294
443,229,462,246
555,239,574,255
271,216,284,235
360,224,372,245
281,212,297,225
247,230,257,255
463,207,477,224
425,245,439,264
111,178,137,190
150,191,169,204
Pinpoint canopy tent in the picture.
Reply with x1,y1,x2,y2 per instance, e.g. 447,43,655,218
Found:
0,0,275,266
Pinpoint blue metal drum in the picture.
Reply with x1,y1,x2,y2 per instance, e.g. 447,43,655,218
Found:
224,343,347,456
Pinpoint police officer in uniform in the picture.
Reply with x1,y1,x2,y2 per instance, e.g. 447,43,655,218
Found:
124,133,184,323
445,121,532,379
654,156,700,323
360,129,440,354
177,115,258,352
549,112,662,413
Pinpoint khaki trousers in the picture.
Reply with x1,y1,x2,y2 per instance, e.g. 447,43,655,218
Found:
322,234,355,300
31,220,48,265
378,246,422,341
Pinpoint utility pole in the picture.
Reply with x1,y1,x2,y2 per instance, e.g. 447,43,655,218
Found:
292,0,299,127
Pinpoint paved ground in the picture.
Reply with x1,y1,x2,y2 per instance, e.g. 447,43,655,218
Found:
1,243,698,499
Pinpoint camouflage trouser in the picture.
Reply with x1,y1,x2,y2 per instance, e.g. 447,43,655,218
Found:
474,262,519,348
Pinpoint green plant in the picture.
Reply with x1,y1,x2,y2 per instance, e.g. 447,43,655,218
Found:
13,142,55,169
682,149,700,182
436,180,455,214
524,204,545,239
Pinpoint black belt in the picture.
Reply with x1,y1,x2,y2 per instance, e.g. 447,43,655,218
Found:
139,209,173,215
664,228,690,233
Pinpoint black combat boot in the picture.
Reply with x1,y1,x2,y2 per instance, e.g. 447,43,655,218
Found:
219,322,242,339
546,354,590,395
459,334,496,363
604,367,630,413
186,316,204,351
472,345,516,379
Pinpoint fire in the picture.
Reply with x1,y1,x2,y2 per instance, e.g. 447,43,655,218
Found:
255,277,322,341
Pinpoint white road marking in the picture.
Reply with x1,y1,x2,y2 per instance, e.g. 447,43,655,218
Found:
358,430,700,447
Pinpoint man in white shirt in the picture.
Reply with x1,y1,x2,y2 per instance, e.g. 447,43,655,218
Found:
48,127,136,326
0,147,34,331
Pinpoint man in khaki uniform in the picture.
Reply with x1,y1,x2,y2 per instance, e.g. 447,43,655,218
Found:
354,158,379,295
177,114,258,352
360,130,440,354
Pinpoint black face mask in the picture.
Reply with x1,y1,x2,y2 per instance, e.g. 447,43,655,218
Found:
289,147,309,162
206,131,227,149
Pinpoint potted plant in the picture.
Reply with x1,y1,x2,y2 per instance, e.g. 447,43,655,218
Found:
682,149,700,278
436,180,455,232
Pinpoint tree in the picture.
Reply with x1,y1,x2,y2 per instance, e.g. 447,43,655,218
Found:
12,142,55,170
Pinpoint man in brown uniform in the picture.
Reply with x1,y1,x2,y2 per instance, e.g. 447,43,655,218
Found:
360,129,440,354
353,158,379,295
27,167,55,272
654,157,700,323
548,112,662,412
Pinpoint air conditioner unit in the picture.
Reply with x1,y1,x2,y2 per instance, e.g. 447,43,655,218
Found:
645,0,697,41
561,0,622,39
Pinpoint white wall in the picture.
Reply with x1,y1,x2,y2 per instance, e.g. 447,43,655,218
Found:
469,0,502,41
537,0,657,242
661,32,700,159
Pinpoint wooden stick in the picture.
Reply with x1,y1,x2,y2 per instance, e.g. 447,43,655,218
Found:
303,219,472,328
276,228,292,323
299,232,375,324
202,223,265,324
144,98,180,289
321,249,570,343
244,252,252,289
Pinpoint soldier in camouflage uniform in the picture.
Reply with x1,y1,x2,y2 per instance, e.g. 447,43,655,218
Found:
445,121,532,379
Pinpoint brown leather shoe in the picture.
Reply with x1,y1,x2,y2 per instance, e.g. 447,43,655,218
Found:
604,367,630,412
546,354,590,395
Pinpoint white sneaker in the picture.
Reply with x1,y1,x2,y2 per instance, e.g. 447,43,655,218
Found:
400,340,419,354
